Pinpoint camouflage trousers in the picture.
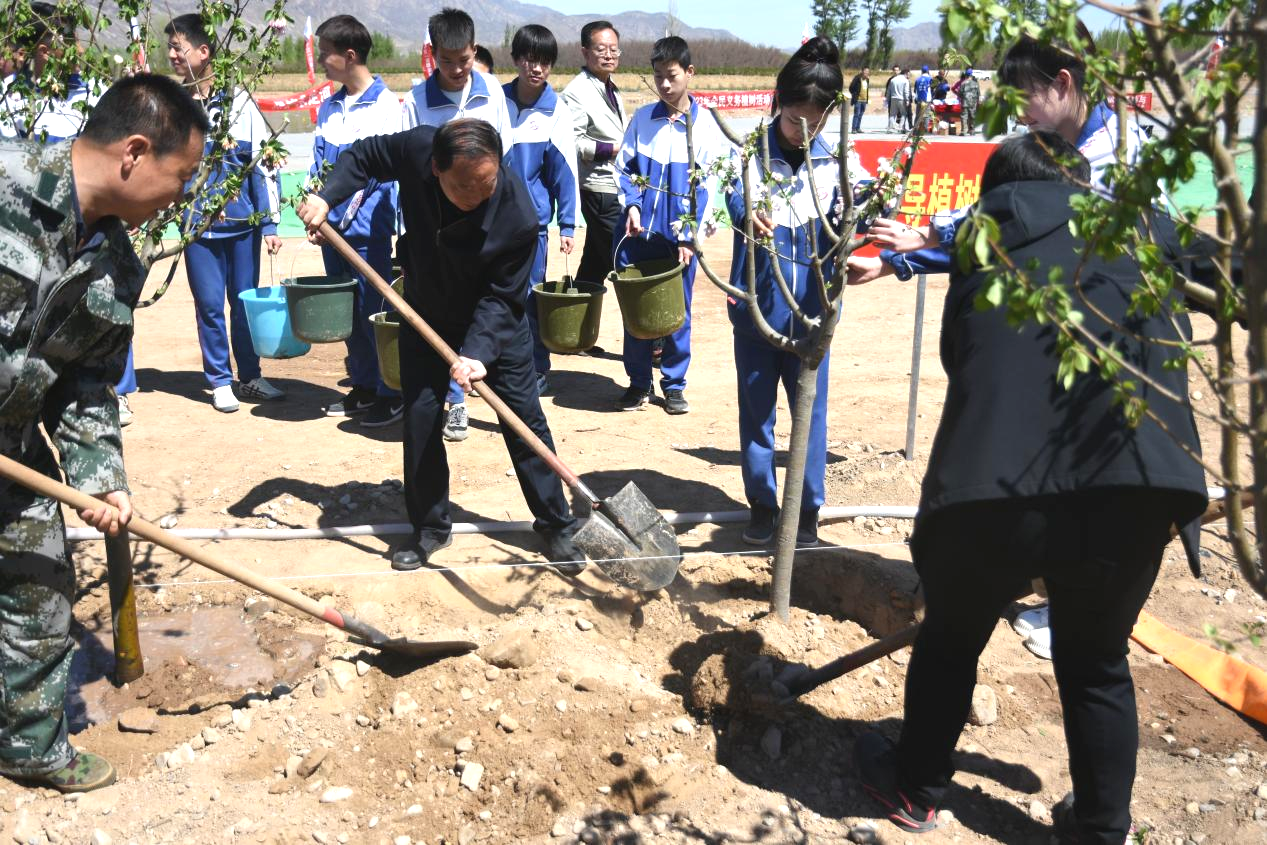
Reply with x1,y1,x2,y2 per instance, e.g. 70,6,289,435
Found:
0,494,75,776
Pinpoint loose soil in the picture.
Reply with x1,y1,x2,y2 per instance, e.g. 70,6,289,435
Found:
1,231,1264,845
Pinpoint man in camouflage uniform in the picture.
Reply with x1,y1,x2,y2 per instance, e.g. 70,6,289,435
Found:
0,73,206,792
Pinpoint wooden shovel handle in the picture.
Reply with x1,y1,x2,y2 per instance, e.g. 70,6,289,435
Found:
0,454,340,627
318,222,594,502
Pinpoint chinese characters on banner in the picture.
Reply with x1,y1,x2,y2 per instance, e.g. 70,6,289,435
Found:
851,139,997,246
1104,92,1154,111
694,90,775,111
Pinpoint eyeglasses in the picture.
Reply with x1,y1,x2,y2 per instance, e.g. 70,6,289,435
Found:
586,47,621,57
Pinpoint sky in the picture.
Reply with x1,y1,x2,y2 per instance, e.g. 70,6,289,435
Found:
535,0,1116,50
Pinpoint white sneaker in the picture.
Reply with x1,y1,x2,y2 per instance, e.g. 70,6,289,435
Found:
1012,603,1050,637
238,377,286,401
1024,625,1053,660
442,403,469,442
212,384,239,413
117,394,133,427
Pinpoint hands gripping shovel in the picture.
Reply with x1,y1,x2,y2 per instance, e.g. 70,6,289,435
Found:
319,222,681,592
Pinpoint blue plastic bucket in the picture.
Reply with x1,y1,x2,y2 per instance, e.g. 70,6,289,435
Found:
238,287,311,359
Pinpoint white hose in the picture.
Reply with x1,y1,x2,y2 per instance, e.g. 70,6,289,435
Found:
64,505,919,542
63,487,1227,542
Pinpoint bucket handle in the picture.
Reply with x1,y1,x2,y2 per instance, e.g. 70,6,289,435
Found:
612,228,674,273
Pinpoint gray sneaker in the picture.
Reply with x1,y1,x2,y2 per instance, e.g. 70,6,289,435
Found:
442,403,469,441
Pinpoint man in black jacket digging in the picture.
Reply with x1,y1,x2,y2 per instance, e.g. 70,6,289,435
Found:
298,119,582,573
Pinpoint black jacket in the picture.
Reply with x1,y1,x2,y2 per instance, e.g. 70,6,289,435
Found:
916,180,1208,564
318,125,538,364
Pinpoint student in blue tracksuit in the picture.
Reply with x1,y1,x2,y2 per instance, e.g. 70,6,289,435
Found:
614,36,727,416
503,25,579,395
167,14,284,414
403,7,514,442
727,36,872,548
311,15,403,428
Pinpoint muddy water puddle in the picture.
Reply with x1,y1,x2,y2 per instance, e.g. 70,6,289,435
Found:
67,606,323,731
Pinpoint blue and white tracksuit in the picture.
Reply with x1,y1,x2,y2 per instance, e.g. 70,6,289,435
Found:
182,90,280,389
615,97,727,393
881,102,1154,279
311,76,401,398
914,73,932,103
503,80,580,375
405,71,514,404
728,124,872,512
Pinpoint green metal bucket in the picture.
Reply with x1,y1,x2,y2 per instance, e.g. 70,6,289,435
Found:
608,258,686,340
533,279,605,354
370,311,401,391
282,275,358,343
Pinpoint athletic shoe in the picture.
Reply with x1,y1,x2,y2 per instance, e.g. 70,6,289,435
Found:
543,529,586,576
854,732,939,835
1024,625,1053,660
1050,792,1138,844
117,394,133,427
797,508,820,547
1012,604,1050,637
10,751,117,793
616,385,652,411
536,372,550,397
327,387,376,417
743,504,778,545
442,403,469,441
663,388,690,415
211,384,239,413
360,398,404,428
238,376,286,401
391,534,453,571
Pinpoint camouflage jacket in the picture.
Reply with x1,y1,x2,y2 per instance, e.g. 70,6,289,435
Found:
0,139,143,545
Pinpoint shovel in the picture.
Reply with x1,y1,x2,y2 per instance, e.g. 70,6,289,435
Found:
0,454,477,661
321,222,680,591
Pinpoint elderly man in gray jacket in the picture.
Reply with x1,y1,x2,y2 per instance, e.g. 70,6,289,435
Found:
561,20,627,285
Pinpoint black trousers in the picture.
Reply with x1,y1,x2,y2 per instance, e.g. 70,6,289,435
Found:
897,489,1185,845
399,319,574,548
577,189,622,285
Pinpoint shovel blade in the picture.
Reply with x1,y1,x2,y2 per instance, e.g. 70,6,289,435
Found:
352,637,479,660
572,482,680,591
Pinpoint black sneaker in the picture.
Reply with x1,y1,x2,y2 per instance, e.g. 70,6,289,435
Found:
391,534,453,571
854,732,938,835
662,388,689,415
797,508,820,547
328,387,376,417
742,504,778,545
360,397,404,428
543,529,586,576
536,372,550,397
616,385,652,411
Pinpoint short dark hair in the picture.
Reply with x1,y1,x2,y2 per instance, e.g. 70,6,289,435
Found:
511,25,557,66
580,20,618,48
473,44,494,72
315,15,372,64
433,118,502,171
651,36,690,71
980,130,1090,194
773,36,843,114
429,8,474,52
165,13,215,59
79,73,210,156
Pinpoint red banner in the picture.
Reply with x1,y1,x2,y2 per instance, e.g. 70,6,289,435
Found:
1105,92,1153,111
257,81,336,113
695,90,774,111
853,138,997,236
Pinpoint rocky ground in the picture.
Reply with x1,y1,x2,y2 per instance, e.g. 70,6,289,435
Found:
1,233,1265,845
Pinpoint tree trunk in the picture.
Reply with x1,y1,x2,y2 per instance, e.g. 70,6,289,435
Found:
769,352,824,621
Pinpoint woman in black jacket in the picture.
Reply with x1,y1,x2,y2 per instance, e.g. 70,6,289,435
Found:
853,132,1208,844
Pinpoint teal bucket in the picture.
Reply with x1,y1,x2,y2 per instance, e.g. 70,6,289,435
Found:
282,275,358,343
238,287,311,359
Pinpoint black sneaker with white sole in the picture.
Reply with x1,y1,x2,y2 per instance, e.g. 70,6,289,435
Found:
742,504,778,545
662,388,689,415
328,387,376,417
361,397,404,428
854,732,938,834
616,385,652,411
